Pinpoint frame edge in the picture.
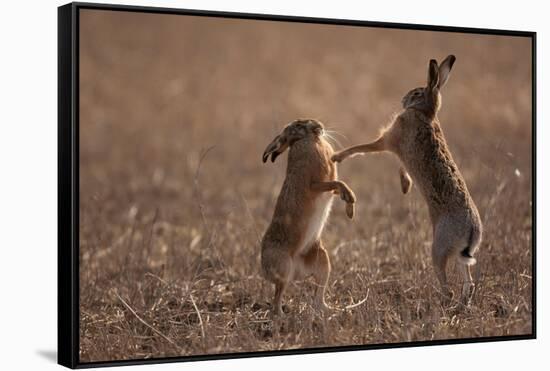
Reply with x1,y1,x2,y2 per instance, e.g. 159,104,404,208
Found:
58,2,79,369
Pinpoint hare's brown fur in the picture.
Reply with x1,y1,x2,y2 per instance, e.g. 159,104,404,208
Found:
261,119,355,315
388,111,478,222
333,56,482,305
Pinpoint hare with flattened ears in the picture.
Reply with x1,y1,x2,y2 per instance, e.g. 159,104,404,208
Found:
333,56,482,306
261,119,356,315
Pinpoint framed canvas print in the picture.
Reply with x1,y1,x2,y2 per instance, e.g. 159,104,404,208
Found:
58,2,536,368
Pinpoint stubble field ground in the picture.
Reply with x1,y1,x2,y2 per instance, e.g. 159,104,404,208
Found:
78,10,533,362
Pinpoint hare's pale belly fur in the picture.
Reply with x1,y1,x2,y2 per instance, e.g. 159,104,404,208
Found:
297,192,334,255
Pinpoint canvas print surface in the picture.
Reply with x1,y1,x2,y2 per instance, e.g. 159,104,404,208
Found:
78,9,533,363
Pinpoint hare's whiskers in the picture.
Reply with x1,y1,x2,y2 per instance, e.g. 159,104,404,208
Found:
323,132,343,149
326,128,349,141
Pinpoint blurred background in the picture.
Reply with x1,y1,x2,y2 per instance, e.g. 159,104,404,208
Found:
79,9,532,362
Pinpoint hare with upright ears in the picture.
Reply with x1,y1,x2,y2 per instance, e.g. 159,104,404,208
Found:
261,119,356,315
332,55,482,306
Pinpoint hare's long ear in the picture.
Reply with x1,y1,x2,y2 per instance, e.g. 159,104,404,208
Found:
438,55,456,89
262,134,288,163
427,59,439,92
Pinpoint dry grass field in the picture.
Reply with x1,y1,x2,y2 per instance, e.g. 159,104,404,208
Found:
78,10,533,363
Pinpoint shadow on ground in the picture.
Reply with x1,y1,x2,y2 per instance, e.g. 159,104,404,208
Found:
36,350,57,363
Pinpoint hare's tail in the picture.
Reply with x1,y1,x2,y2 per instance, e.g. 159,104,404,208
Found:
459,249,476,266
458,227,478,266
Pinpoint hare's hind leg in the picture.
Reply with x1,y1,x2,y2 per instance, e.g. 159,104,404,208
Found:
431,227,454,303
459,263,475,307
273,280,289,316
262,247,293,315
301,240,331,312
432,246,452,303
458,225,481,306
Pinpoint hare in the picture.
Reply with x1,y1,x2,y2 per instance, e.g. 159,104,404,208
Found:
332,55,482,306
261,119,356,315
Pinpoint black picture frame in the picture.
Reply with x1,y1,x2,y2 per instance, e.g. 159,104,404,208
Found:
58,2,537,369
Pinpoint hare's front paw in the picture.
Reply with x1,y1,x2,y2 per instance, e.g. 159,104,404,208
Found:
339,187,356,219
345,202,355,219
399,169,413,194
331,151,345,163
339,187,356,204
